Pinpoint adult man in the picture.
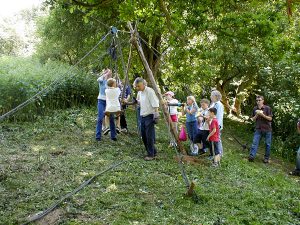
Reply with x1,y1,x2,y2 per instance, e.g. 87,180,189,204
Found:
249,95,273,163
211,90,224,157
134,77,160,161
289,119,300,176
95,69,116,141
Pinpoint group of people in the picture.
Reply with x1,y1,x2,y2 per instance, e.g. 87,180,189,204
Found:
95,69,131,142
95,69,300,172
164,90,224,167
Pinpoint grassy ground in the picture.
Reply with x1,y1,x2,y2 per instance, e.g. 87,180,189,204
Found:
0,107,300,225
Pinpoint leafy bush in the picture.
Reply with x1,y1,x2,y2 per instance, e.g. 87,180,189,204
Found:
0,56,98,121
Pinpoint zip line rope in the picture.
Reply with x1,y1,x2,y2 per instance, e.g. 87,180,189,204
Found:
0,31,111,122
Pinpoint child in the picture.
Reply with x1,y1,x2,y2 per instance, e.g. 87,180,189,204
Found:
194,99,210,154
206,107,221,167
182,96,199,155
105,78,121,141
164,91,179,147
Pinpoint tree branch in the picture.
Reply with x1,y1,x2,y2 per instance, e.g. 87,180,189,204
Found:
71,0,113,8
158,0,186,43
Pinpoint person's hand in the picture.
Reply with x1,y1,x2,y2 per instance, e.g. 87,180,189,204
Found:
206,137,210,141
154,112,160,124
256,110,263,116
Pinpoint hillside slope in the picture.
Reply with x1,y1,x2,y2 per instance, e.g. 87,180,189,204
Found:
0,108,299,225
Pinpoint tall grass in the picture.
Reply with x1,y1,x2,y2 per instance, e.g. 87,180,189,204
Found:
0,56,98,121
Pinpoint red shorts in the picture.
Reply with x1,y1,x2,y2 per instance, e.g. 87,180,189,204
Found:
170,114,178,122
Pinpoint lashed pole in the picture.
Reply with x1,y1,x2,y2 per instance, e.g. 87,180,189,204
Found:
128,22,187,155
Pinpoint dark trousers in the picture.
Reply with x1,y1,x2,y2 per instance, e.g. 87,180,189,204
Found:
193,130,209,149
209,141,220,156
120,112,127,129
141,114,157,157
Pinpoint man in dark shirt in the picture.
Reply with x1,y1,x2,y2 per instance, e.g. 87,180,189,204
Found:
249,95,273,163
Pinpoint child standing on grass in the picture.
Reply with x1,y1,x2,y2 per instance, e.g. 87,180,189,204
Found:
207,107,221,167
164,91,179,147
105,78,121,141
182,96,199,155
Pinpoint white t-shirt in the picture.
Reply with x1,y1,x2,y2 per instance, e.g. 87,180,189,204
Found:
139,87,159,116
105,87,121,112
199,108,209,130
168,99,178,115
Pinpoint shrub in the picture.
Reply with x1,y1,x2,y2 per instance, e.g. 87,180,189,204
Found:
0,56,98,121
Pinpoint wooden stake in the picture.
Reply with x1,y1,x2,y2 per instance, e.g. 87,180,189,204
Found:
128,22,187,155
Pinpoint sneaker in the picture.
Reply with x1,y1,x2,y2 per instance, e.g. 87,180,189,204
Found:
96,138,101,142
248,156,254,162
121,128,128,133
193,144,199,155
211,162,220,167
263,158,270,164
116,127,121,134
111,138,117,141
103,128,110,135
189,143,194,152
144,156,155,161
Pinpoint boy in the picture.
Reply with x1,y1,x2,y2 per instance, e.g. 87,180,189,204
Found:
207,108,221,167
105,78,121,141
194,99,210,155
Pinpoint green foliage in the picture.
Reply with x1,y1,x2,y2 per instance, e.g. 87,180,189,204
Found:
0,56,97,121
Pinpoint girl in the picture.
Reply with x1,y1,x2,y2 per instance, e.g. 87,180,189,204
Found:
164,91,179,147
182,96,199,155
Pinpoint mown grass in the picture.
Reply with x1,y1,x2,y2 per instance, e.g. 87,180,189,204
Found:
0,108,299,225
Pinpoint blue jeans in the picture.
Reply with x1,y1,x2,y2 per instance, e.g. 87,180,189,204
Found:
95,100,116,140
141,114,157,157
296,147,300,171
250,130,272,159
210,141,220,155
186,121,198,144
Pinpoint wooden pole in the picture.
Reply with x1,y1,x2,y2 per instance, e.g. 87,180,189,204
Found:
128,22,187,155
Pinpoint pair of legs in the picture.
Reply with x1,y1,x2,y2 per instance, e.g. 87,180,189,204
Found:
193,130,209,153
186,121,198,154
95,99,117,141
249,130,272,160
169,115,178,146
210,141,221,166
141,114,157,158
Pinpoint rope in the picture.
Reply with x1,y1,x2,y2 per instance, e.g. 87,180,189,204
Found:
0,31,111,122
22,160,128,225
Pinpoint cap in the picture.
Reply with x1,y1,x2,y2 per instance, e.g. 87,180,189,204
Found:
164,91,175,97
